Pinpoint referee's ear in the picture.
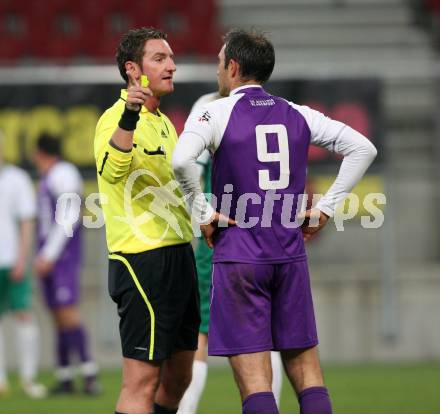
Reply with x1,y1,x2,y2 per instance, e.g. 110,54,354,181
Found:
124,61,141,85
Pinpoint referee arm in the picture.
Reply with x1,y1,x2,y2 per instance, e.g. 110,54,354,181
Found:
95,70,151,184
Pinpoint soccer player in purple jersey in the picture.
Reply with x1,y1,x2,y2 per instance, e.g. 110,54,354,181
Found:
173,29,377,414
33,135,100,395
178,92,283,414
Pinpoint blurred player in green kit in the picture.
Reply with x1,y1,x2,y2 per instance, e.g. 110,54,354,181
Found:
178,93,283,414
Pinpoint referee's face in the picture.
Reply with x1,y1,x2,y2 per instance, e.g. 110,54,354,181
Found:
141,39,176,97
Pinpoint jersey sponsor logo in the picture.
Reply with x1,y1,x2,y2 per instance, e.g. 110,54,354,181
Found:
198,111,211,123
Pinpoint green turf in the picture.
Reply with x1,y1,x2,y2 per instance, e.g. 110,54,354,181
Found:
2,363,440,413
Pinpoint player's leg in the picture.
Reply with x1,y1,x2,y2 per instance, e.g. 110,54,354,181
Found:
229,351,278,414
230,352,278,413
39,273,75,393
45,263,99,395
270,351,283,407
177,333,208,414
51,310,76,393
0,268,10,394
282,346,332,414
9,270,46,398
178,238,211,414
53,304,100,394
272,260,332,413
156,244,201,413
0,319,7,396
229,350,274,396
209,262,278,413
12,311,46,398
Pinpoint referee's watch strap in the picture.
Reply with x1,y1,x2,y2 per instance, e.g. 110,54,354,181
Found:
153,403,177,414
118,106,140,131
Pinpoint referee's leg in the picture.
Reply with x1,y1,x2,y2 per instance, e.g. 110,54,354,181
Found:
116,357,161,414
155,350,195,410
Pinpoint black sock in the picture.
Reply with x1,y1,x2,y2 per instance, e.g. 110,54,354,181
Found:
153,403,178,414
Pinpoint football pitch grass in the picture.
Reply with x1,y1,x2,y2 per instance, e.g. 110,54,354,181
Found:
2,362,440,413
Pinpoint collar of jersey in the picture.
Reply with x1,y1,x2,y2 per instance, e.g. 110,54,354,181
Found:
120,89,163,119
230,84,263,95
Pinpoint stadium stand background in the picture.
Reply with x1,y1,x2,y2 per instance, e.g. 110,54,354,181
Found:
0,0,439,369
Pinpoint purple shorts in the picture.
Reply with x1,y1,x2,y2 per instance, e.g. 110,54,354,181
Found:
40,261,80,309
208,260,318,356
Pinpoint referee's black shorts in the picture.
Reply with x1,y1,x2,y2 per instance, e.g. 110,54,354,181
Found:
108,243,200,362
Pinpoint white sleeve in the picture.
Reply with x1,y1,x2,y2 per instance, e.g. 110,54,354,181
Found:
40,163,83,262
173,105,219,224
292,103,377,217
15,170,36,220
189,93,218,178
195,150,210,178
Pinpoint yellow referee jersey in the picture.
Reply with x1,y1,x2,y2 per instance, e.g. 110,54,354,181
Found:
94,90,193,253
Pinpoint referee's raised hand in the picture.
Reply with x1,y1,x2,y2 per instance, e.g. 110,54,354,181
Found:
125,70,152,112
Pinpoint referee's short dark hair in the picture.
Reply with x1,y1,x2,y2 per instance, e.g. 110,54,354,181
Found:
223,29,275,84
37,134,61,157
116,27,167,84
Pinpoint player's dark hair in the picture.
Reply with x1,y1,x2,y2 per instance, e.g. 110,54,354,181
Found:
116,27,167,83
37,134,61,157
223,29,275,84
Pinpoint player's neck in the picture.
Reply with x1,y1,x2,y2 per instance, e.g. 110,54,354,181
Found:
230,79,261,94
42,157,59,175
144,96,160,115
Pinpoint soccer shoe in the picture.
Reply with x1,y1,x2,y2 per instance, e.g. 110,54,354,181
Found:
22,382,47,399
83,376,102,396
49,380,75,396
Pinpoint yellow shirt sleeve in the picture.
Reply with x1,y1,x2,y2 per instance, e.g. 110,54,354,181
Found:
95,109,133,184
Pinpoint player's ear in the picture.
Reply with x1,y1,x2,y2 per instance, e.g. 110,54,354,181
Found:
229,59,239,78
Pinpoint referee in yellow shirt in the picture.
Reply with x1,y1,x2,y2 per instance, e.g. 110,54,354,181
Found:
94,27,199,414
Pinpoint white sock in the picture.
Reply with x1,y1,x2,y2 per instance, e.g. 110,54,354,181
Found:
80,361,99,378
56,366,75,382
0,323,7,385
177,360,208,414
271,351,283,407
15,320,39,384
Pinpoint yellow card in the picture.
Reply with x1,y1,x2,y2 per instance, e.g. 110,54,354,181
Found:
141,75,149,88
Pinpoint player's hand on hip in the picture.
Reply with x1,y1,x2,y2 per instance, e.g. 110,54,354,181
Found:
201,212,236,248
11,260,25,282
125,70,152,112
300,208,329,242
33,256,54,278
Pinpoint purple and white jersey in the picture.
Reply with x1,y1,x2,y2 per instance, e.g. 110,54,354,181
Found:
174,85,377,264
37,161,83,268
